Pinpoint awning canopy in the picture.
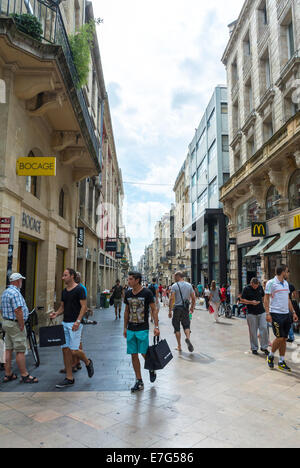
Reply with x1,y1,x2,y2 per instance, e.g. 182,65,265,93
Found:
290,241,300,252
245,236,278,257
264,229,300,255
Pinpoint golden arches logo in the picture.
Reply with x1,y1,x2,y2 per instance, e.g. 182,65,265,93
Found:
252,223,266,237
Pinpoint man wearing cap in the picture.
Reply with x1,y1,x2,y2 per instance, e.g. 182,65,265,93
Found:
0,273,38,384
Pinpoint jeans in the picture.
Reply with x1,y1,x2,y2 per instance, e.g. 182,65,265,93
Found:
246,313,269,351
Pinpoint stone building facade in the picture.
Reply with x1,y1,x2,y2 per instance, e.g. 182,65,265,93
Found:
0,0,127,321
221,0,300,298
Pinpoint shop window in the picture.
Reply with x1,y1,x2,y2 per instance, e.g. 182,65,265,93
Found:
288,169,300,211
59,189,65,218
266,185,280,220
25,151,38,198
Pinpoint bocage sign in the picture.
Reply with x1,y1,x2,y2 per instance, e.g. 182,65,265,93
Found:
16,157,56,176
252,222,267,238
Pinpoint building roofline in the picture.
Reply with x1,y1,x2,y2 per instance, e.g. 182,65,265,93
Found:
221,0,250,65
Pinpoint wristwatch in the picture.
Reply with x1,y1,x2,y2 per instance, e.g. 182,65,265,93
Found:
76,320,81,324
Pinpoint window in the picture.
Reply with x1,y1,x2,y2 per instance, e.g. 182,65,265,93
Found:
247,136,255,159
266,186,280,220
209,178,218,198
192,173,197,187
197,158,207,181
243,31,251,57
0,79,6,103
288,22,295,59
59,189,65,218
197,190,208,215
25,151,38,198
223,173,230,184
263,117,273,142
207,109,215,129
221,103,228,114
222,135,229,152
245,79,253,114
208,141,217,164
237,199,258,232
288,169,300,211
232,100,240,134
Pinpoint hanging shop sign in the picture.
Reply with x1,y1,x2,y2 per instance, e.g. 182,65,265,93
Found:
105,241,117,252
252,222,266,238
77,227,84,248
0,218,11,225
16,157,56,176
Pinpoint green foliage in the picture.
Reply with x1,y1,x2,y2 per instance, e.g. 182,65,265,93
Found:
69,20,96,89
11,13,43,42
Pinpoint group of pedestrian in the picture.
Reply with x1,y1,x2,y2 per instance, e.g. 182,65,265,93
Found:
0,268,95,389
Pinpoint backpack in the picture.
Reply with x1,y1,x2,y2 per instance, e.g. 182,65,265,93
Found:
149,284,157,298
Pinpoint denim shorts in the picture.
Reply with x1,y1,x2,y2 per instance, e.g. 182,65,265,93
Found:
61,322,83,351
127,329,149,355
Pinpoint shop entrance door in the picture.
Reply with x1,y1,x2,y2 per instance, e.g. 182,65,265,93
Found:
55,248,65,310
18,237,37,311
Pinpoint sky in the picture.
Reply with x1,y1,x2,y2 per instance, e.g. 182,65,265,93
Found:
93,0,244,265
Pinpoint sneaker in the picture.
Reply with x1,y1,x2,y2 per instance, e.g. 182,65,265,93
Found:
278,361,291,372
56,378,75,389
287,339,294,343
252,350,259,356
261,349,270,356
267,355,275,370
86,359,94,378
149,370,157,383
131,380,144,393
185,338,194,353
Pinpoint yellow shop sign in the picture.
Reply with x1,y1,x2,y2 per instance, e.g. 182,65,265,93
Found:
294,214,300,229
17,157,56,176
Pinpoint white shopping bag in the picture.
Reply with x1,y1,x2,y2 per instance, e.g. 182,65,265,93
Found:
0,338,6,363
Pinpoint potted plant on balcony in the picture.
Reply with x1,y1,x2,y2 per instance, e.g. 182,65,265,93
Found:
11,13,43,42
69,18,102,88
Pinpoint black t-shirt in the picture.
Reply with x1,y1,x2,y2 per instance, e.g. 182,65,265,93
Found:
112,285,123,300
242,285,265,315
61,285,86,323
124,287,154,331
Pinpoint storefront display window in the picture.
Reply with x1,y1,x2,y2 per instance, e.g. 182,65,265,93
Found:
266,185,280,220
288,169,300,211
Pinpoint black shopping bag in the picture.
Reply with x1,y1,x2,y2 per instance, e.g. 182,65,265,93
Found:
39,325,66,348
145,337,173,371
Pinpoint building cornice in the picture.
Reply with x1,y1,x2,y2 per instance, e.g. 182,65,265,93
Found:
222,0,251,66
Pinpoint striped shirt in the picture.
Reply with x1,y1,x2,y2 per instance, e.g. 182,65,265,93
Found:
265,277,290,315
0,285,29,321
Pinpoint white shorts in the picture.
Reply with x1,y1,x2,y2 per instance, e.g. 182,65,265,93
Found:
61,322,83,351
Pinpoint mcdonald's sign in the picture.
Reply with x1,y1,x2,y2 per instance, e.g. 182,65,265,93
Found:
252,222,267,237
294,214,300,229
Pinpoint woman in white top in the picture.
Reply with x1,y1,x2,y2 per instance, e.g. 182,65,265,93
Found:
209,281,221,323
204,286,210,310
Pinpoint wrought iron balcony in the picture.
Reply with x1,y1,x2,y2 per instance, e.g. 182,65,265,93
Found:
0,0,101,166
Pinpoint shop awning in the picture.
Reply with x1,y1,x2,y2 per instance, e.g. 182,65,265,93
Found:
264,229,300,255
290,241,300,252
245,236,278,257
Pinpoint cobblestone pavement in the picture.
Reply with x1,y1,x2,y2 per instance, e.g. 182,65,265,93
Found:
0,304,299,448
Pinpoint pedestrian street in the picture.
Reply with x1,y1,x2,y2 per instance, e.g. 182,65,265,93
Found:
0,304,299,448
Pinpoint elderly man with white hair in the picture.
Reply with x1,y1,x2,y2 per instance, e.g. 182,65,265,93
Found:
0,273,38,384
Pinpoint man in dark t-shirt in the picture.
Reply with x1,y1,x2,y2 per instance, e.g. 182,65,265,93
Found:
111,280,123,320
50,268,94,388
241,278,269,355
124,271,160,393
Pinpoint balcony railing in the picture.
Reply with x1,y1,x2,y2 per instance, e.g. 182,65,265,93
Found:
0,0,101,165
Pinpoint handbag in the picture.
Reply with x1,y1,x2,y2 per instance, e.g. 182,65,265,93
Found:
144,336,173,371
39,322,66,348
209,304,215,314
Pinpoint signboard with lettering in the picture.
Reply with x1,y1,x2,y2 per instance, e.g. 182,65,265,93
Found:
0,238,9,244
105,241,117,252
22,212,41,234
17,157,56,176
77,227,84,248
0,227,10,234
229,238,237,245
252,222,267,238
116,252,123,259
0,218,10,224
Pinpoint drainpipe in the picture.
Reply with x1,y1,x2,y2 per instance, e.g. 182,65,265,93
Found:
24,0,34,14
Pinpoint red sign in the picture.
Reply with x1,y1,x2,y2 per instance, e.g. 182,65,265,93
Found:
0,227,10,234
0,218,11,225
0,238,9,244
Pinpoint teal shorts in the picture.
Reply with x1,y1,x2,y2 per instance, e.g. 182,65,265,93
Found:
127,329,149,355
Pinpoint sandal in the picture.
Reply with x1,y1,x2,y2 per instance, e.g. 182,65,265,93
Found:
3,373,18,383
20,375,38,384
